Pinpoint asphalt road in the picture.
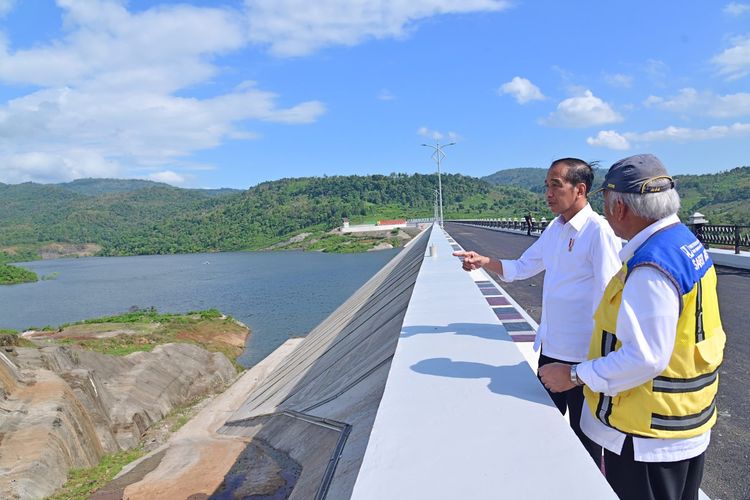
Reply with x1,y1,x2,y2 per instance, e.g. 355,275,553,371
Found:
445,222,750,500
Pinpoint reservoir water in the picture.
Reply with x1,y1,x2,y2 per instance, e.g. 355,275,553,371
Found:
0,249,399,367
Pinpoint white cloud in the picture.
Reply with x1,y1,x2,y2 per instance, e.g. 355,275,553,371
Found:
542,90,622,128
643,88,750,118
498,76,545,104
0,1,326,184
418,126,443,140
0,2,246,89
148,170,188,186
587,123,750,150
0,0,14,17
0,150,120,184
0,0,517,184
551,65,575,86
587,130,631,150
603,73,633,88
244,0,511,56
417,127,460,142
643,95,664,107
378,89,395,101
0,82,325,184
626,122,750,142
724,2,750,15
712,34,750,80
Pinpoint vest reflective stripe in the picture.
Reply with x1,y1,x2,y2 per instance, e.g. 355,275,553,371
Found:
600,330,616,357
596,394,613,426
584,223,726,439
651,398,716,431
595,331,617,426
652,369,718,393
695,279,705,343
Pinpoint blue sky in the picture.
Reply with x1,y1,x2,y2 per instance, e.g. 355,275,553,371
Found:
0,1,748,188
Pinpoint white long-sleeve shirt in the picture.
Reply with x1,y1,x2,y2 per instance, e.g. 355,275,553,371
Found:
499,204,622,362
577,214,710,462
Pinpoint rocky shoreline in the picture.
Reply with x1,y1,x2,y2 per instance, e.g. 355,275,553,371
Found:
0,313,249,499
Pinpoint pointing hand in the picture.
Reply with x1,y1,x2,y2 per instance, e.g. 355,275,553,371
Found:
452,250,490,271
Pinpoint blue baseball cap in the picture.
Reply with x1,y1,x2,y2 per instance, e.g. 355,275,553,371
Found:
591,154,674,195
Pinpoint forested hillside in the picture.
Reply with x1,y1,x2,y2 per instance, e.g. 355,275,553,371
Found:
674,167,750,224
483,166,750,224
0,182,230,251
3,165,745,264
482,167,606,193
0,174,549,260
98,174,550,254
56,178,242,198
57,178,174,196
482,167,548,192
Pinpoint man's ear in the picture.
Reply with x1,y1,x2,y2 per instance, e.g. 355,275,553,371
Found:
614,198,627,221
577,183,587,198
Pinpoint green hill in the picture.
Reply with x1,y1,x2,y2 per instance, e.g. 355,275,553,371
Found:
58,178,172,196
482,167,606,193
482,165,750,225
0,174,549,260
134,174,551,254
56,178,242,198
482,167,548,192
674,167,750,224
3,166,744,266
0,183,229,249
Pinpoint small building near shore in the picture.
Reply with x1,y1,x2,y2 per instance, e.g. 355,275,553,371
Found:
342,219,408,233
376,219,407,226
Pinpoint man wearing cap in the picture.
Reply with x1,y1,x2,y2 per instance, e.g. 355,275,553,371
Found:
540,154,726,499
454,158,622,464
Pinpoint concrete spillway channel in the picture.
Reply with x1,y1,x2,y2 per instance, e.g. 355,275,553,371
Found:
90,224,616,499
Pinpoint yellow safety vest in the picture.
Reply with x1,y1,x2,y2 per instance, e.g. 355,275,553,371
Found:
584,224,726,438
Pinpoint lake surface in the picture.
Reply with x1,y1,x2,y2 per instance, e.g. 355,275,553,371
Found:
0,249,399,367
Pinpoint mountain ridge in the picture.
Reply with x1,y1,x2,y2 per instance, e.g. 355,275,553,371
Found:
483,165,750,224
0,173,549,260
2,167,746,264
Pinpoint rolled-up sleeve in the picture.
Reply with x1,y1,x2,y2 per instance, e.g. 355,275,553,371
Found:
576,266,679,395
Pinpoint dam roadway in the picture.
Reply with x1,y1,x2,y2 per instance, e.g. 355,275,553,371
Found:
444,221,749,500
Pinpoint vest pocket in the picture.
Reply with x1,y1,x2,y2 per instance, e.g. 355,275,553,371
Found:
695,332,725,369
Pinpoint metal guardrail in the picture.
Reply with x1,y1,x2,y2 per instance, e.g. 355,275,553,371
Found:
430,218,749,254
448,218,550,235
690,224,750,254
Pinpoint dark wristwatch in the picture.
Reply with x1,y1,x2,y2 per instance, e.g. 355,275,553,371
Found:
570,364,584,386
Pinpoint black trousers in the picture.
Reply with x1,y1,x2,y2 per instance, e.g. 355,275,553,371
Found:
604,436,705,500
537,353,602,465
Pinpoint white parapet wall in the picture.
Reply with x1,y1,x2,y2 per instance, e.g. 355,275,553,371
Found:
351,224,617,499
341,223,408,233
454,221,750,272
708,248,750,270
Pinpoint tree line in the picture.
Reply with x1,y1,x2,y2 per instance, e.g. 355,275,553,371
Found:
6,165,746,263
0,174,549,260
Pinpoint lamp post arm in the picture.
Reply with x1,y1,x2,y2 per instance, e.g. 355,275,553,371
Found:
421,141,456,228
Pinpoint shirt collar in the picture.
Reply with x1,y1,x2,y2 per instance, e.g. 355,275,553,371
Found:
554,203,593,232
619,213,681,262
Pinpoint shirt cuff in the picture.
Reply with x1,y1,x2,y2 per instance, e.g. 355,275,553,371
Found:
575,360,611,395
498,259,516,281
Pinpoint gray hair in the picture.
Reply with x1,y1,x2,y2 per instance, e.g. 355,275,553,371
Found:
606,189,681,221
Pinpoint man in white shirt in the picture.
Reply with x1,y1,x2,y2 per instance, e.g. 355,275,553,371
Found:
540,154,726,500
454,158,622,463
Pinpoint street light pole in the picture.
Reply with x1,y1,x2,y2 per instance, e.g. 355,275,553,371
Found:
422,142,456,228
433,189,439,223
